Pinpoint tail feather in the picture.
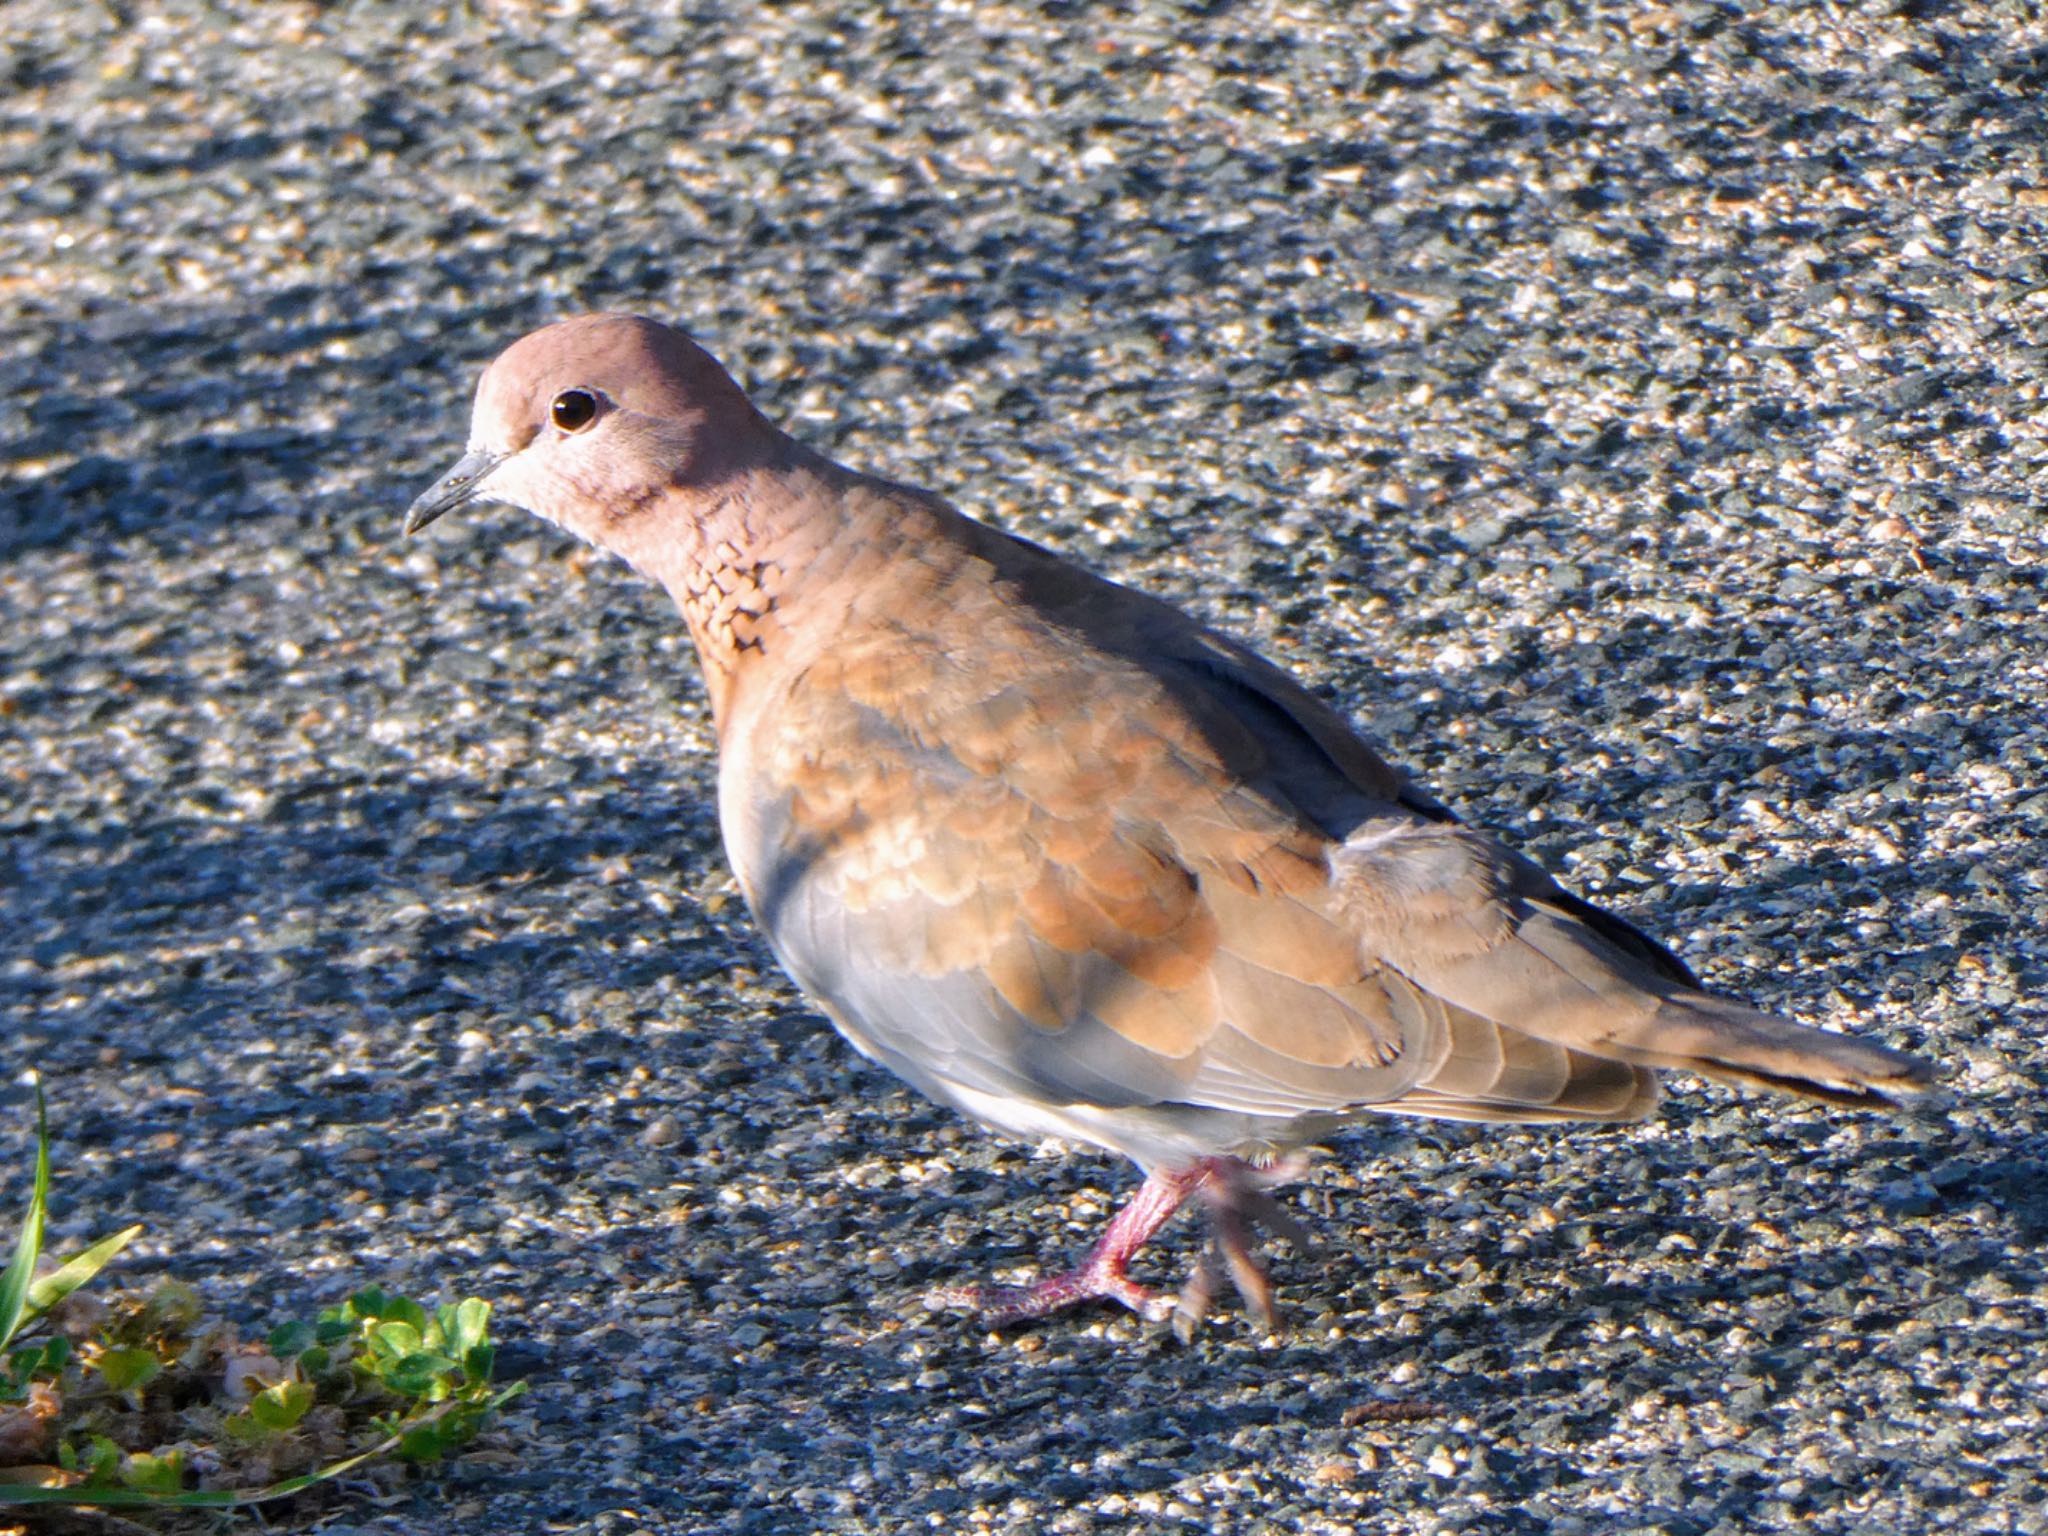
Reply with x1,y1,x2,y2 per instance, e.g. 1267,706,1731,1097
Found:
1328,828,1941,1123
1388,989,1665,1124
1498,903,1941,1110
1604,993,1939,1110
1393,1044,1660,1124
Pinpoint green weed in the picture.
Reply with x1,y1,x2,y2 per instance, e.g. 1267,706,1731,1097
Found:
0,1077,527,1513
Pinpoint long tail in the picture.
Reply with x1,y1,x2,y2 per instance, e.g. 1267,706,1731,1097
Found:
1382,900,1942,1119
1599,991,1939,1109
1330,823,1943,1120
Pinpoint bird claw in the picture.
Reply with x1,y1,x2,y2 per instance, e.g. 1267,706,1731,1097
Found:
1172,1254,1221,1343
925,1265,1167,1325
1233,1187,1319,1260
931,1157,1318,1338
1172,1192,1286,1341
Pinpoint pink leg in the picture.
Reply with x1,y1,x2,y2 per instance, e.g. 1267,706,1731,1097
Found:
926,1164,1207,1323
1171,1160,1314,1338
927,1155,1312,1331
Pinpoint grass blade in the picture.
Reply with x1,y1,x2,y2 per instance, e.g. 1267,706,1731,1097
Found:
0,1080,52,1351
25,1224,145,1321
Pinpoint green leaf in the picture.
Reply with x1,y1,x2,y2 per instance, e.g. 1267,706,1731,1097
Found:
312,1315,353,1347
296,1344,331,1376
386,1297,431,1337
445,1297,491,1359
369,1320,421,1360
8,1335,69,1388
23,1224,143,1322
119,1448,183,1494
346,1285,390,1321
383,1351,457,1398
249,1379,313,1431
460,1341,496,1384
266,1321,315,1359
0,1081,52,1352
95,1347,161,1393
397,1421,457,1463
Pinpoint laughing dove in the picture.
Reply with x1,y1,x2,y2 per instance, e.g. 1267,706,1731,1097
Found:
405,314,1939,1331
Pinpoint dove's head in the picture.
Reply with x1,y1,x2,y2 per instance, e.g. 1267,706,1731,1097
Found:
404,313,784,551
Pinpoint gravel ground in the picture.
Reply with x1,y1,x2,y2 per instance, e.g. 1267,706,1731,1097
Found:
4,2,2046,1532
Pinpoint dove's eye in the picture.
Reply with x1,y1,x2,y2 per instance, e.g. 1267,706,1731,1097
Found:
551,389,599,432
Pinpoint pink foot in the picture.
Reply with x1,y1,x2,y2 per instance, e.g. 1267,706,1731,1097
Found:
926,1156,1312,1335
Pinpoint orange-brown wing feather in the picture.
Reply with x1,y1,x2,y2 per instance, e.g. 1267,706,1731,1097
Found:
727,602,1430,1158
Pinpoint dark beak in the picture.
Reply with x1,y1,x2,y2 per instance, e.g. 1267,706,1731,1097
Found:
404,448,507,535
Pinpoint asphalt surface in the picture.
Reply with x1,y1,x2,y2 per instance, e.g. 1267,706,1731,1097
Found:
3,2,2046,1533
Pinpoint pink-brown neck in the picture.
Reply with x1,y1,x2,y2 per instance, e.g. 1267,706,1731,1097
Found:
441,313,978,732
